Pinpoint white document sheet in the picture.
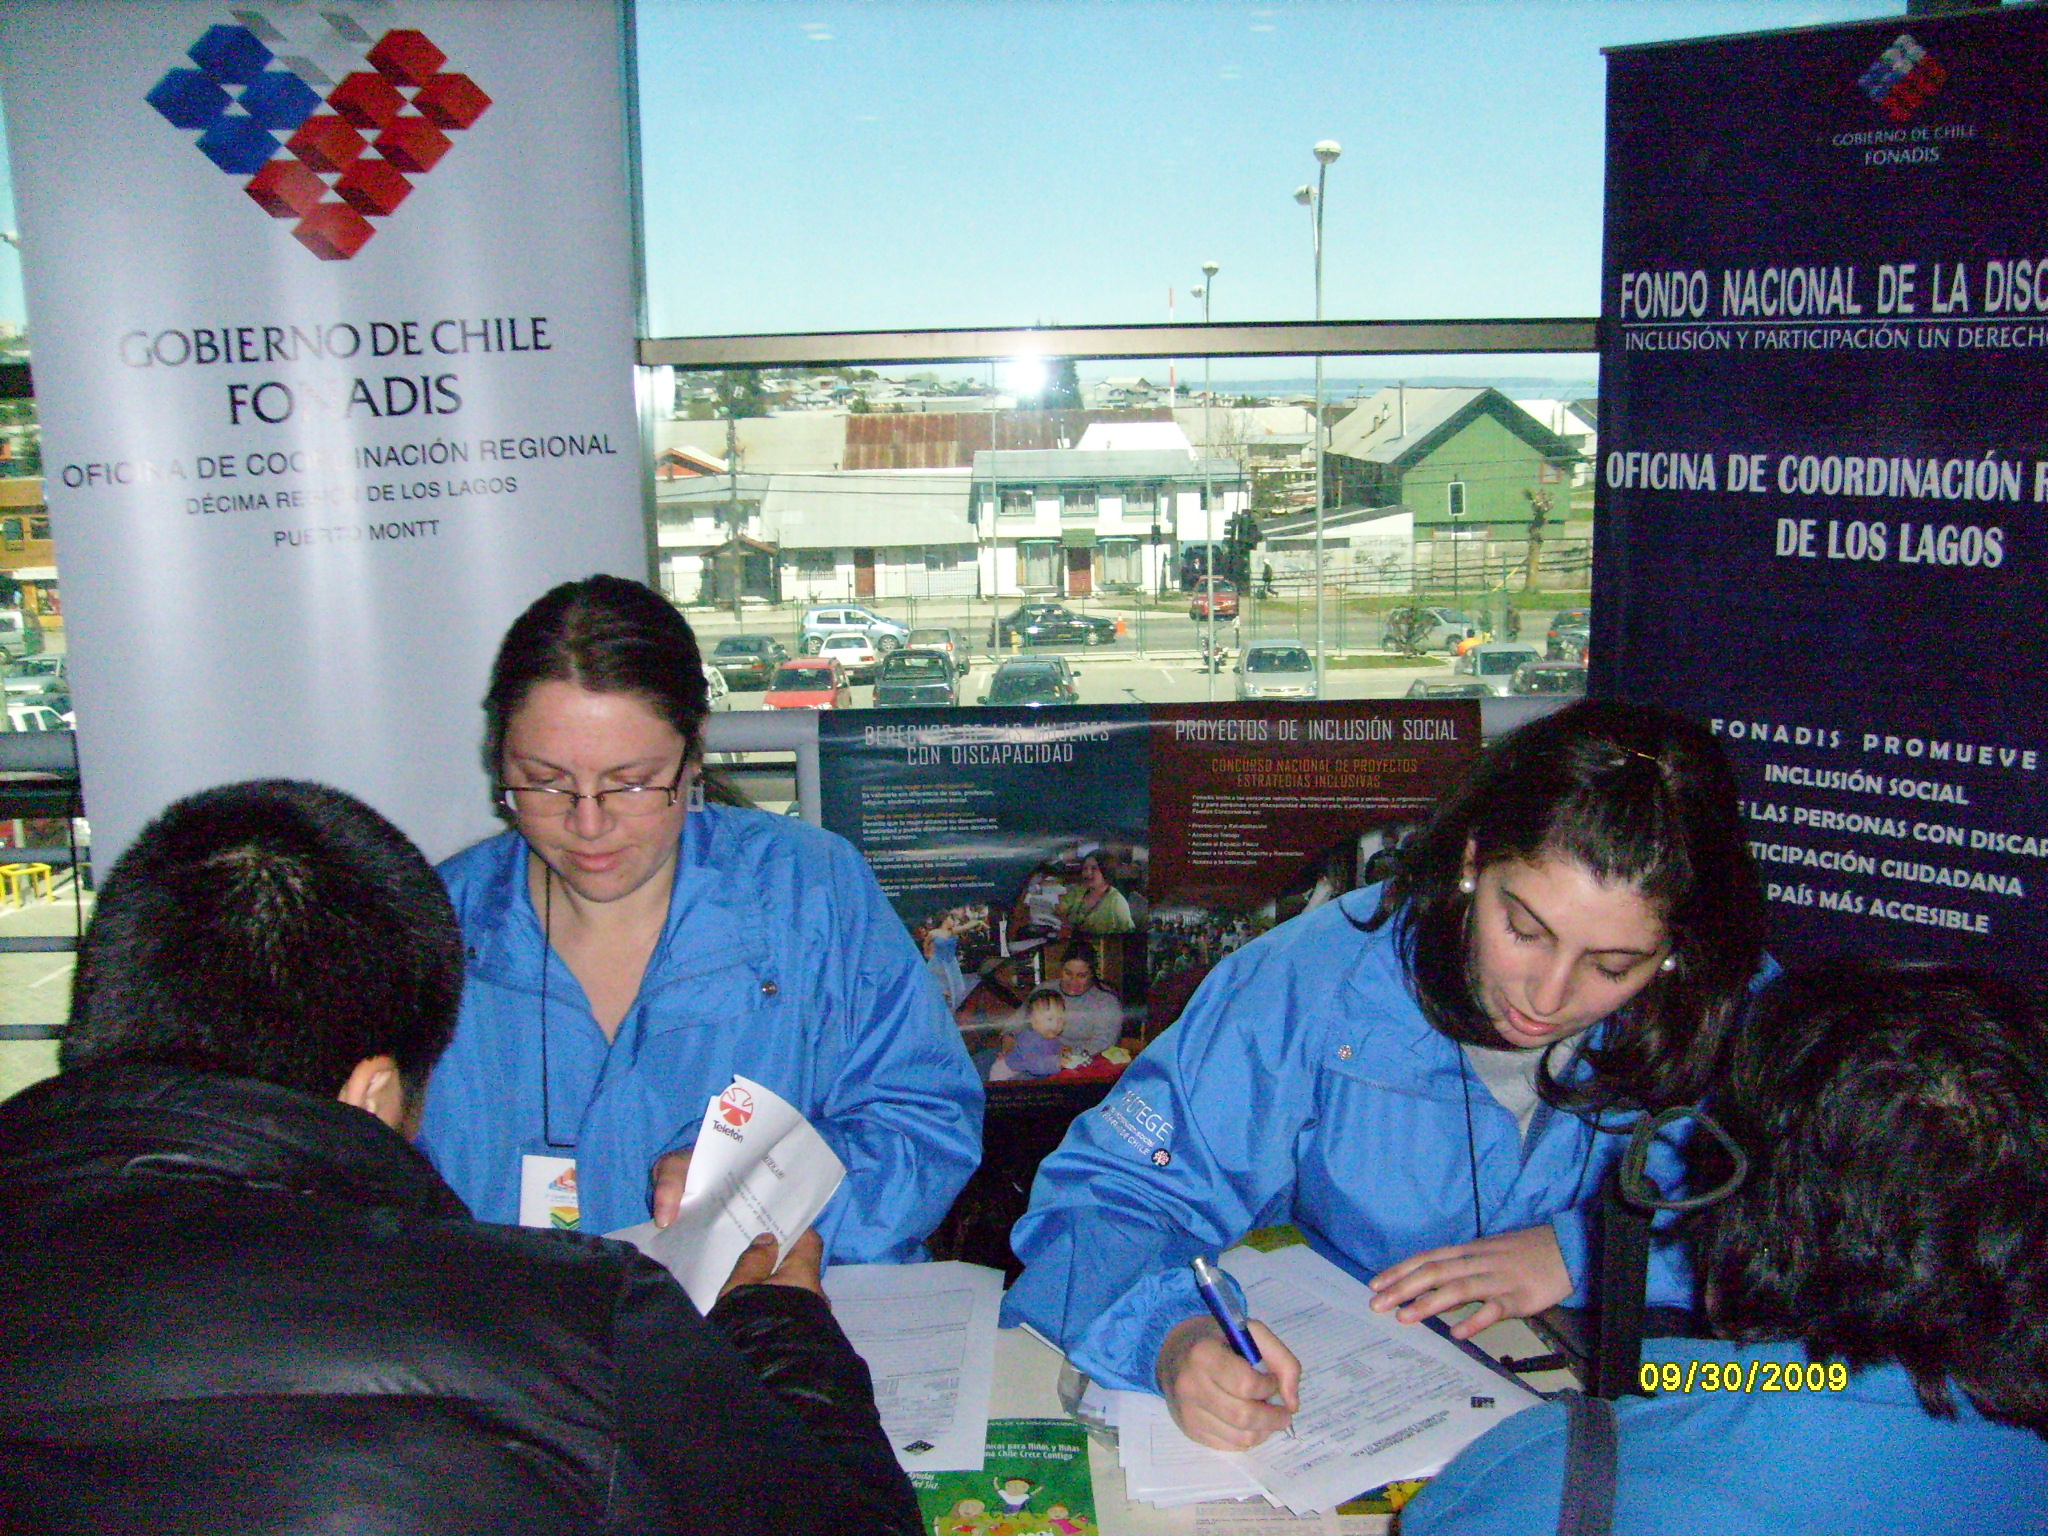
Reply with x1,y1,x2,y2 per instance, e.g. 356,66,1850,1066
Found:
1112,1388,1270,1507
1223,1246,1539,1514
607,1076,845,1313
821,1260,1004,1472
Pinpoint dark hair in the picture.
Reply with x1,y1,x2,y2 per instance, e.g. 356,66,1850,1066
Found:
1375,698,1762,1112
483,574,710,783
1026,987,1067,1013
1060,943,1097,980
1684,959,2048,1436
62,780,465,1100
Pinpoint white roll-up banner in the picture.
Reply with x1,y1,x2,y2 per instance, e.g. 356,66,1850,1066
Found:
0,0,648,869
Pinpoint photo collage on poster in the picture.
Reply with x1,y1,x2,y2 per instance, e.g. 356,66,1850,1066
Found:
819,701,1479,1088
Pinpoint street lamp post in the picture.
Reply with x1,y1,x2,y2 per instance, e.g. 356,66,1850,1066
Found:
1295,139,1340,690
1193,261,1218,699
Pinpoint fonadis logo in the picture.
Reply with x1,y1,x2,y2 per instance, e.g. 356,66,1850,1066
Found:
146,5,491,261
1856,33,1946,124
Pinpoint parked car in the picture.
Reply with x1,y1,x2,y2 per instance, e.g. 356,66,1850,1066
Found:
764,657,853,710
4,700,69,731
1404,677,1493,700
873,648,959,707
700,661,731,711
1235,639,1317,700
1546,608,1593,661
993,603,1117,648
1380,605,1477,654
980,656,1079,706
816,630,882,683
1510,660,1589,696
706,634,789,690
1452,641,1545,695
904,627,970,666
1188,577,1239,622
3,654,66,697
0,609,43,661
799,605,909,655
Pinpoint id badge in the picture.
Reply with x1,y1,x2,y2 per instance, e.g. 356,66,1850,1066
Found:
519,1153,579,1230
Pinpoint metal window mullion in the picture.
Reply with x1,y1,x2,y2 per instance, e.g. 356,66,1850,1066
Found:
641,318,1597,370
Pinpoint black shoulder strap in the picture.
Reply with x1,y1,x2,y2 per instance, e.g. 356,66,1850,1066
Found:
1587,1169,1652,1398
1557,1390,1618,1536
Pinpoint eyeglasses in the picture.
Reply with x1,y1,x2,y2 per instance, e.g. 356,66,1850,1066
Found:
497,768,689,820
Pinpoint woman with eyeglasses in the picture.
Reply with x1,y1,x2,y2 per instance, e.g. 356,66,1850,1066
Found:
1002,699,1768,1452
416,576,983,1261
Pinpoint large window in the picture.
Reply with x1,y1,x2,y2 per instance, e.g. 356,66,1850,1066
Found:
0,0,1899,1082
1017,539,1061,592
635,1,1892,340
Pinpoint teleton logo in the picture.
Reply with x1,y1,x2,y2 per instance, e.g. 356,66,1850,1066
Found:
718,1086,757,1128
1856,33,1946,124
146,8,491,260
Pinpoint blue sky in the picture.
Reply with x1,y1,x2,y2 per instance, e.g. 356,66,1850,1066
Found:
0,0,1896,366
632,0,1895,339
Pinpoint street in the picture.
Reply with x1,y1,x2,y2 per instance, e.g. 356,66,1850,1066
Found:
721,649,1473,712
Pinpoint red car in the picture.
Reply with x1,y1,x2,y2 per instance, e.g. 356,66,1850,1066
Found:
764,657,853,710
1189,577,1239,621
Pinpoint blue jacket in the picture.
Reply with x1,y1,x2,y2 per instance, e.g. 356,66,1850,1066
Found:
1001,889,1689,1391
1402,1338,2048,1535
418,805,984,1263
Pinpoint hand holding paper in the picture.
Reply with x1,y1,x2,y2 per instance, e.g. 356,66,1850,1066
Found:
608,1076,846,1313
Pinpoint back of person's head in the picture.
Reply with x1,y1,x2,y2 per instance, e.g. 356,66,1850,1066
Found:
61,780,464,1100
1686,958,2048,1436
1386,698,1763,1110
483,574,709,778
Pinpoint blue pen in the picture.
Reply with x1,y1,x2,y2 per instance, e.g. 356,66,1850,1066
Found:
1191,1256,1294,1434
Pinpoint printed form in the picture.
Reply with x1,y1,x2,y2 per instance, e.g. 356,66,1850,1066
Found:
1226,1246,1539,1513
1097,1244,1539,1515
608,1075,845,1313
823,1261,1004,1472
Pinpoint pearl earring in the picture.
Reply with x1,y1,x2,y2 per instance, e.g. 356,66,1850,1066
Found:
1458,876,1476,895
1659,955,1678,973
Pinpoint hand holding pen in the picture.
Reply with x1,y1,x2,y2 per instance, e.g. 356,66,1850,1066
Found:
1153,1256,1302,1452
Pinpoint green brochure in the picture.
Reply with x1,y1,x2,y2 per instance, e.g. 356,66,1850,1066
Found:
912,1419,1096,1536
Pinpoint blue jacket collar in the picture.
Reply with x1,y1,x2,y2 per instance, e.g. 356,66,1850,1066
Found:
465,807,770,994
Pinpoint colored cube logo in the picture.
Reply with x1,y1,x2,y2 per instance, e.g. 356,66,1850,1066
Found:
147,9,491,260
1856,33,1946,124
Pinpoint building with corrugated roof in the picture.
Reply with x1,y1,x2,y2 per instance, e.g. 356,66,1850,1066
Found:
972,448,1247,598
1323,387,1580,529
655,469,976,604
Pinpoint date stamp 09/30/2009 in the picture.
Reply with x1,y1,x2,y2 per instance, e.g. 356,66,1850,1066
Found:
1640,1359,1850,1396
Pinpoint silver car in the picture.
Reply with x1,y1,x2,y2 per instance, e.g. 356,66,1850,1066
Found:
1235,640,1318,700
799,605,910,655
1452,642,1545,695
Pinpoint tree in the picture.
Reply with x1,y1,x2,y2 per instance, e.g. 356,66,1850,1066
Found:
1043,358,1083,410
1522,487,1554,592
713,369,770,420
0,401,39,478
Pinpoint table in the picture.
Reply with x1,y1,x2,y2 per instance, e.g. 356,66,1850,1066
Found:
986,1314,1578,1536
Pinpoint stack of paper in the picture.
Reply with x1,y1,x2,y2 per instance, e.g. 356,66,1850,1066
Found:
1094,1244,1541,1515
823,1260,1005,1472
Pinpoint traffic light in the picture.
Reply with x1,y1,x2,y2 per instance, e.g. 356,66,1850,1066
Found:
1224,511,1262,587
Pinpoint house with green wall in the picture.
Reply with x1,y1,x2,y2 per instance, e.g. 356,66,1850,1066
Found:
1322,387,1580,531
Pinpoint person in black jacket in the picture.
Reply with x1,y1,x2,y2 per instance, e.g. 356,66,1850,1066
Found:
0,779,923,1536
